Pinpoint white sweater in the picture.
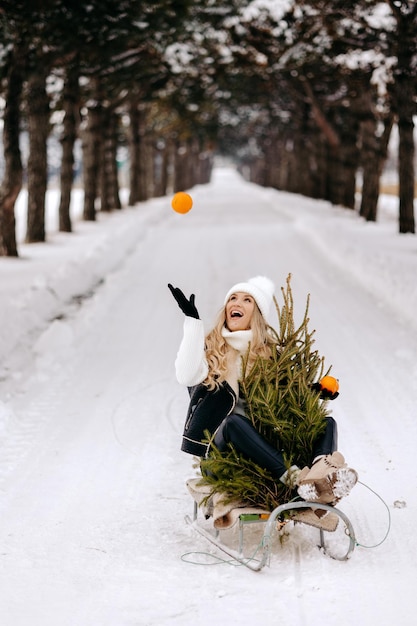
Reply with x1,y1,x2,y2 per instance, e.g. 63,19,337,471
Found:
174,318,253,395
174,317,209,387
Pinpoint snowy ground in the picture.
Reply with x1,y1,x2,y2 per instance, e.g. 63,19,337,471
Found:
0,167,416,625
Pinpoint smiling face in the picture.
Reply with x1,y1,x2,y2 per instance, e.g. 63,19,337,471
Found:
225,292,256,331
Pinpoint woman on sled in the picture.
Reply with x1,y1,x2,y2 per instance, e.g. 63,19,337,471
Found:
168,276,358,509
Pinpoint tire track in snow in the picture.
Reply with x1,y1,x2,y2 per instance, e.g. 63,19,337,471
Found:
0,368,73,493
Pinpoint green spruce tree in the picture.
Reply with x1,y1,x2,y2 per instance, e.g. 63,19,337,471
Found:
199,274,333,511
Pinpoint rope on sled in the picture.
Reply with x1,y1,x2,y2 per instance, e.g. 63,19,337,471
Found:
181,542,265,568
354,480,391,549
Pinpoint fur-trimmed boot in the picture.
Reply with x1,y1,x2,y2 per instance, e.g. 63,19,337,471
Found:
296,451,358,505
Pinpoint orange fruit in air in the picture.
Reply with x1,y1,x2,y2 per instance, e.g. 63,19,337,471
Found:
320,375,339,394
171,191,193,214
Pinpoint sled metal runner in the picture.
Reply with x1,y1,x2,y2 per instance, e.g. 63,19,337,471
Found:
186,499,356,571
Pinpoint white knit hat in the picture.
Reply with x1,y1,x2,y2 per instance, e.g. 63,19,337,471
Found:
224,276,275,321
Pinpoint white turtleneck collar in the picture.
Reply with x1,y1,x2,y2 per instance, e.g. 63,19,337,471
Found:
221,326,253,354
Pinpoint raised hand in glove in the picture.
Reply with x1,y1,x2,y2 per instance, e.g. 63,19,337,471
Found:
168,283,200,319
311,375,339,400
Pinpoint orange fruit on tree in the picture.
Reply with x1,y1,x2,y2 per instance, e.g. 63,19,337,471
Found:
320,375,339,394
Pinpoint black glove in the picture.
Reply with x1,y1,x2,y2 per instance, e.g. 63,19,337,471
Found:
311,381,339,401
168,283,200,319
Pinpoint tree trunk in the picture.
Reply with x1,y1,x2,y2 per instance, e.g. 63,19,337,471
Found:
360,113,394,221
160,140,170,194
26,69,49,243
153,140,166,198
108,111,122,209
276,137,292,191
99,107,111,212
144,132,154,198
359,114,380,221
188,137,200,189
173,140,188,192
397,108,415,233
340,135,359,209
128,97,139,204
390,0,416,234
58,64,79,232
82,78,102,221
157,137,172,196
322,107,358,209
198,144,213,184
264,133,291,192
0,43,25,257
293,121,315,197
128,99,148,204
309,134,328,200
100,108,121,211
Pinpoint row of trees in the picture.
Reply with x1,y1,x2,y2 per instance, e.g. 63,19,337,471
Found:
1,0,416,257
0,0,218,256
212,0,416,233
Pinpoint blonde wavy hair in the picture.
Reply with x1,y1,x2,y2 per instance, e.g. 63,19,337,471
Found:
204,303,278,390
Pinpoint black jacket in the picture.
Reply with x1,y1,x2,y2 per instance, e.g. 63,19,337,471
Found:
181,382,236,457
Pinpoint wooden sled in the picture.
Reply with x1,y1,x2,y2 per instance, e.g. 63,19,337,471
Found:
185,478,357,571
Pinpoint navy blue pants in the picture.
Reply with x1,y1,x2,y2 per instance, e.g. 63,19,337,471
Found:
213,413,338,480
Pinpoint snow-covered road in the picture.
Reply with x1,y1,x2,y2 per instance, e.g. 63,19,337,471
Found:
0,168,416,625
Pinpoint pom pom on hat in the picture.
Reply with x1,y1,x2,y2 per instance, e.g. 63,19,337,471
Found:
224,276,275,320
